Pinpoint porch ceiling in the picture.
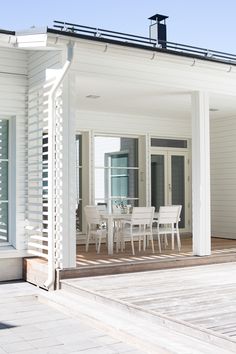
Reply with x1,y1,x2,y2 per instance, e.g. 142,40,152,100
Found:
75,74,236,119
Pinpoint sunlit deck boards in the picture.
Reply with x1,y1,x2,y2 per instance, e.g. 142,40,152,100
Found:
62,262,236,350
52,237,236,279
76,236,236,267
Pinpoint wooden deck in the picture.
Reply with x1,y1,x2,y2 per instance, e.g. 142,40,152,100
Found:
76,236,236,266
61,262,236,352
57,236,236,278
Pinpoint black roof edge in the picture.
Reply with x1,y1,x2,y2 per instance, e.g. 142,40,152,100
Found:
47,28,236,67
0,29,15,35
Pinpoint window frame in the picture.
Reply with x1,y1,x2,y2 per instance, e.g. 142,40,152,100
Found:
93,134,139,211
0,116,16,247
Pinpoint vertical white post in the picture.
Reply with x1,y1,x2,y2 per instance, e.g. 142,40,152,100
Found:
138,135,147,207
191,91,211,256
61,73,76,268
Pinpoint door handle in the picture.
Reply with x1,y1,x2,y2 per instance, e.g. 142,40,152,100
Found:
168,184,172,191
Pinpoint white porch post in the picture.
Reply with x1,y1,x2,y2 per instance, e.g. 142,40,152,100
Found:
191,91,211,256
61,73,76,268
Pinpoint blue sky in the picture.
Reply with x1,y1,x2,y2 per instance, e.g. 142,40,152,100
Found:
1,0,236,53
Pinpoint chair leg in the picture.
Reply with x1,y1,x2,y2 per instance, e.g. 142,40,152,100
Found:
131,235,135,255
150,234,155,253
85,231,90,252
121,238,125,252
115,222,120,253
143,226,146,251
164,235,168,247
143,235,146,251
120,223,125,252
157,234,161,253
171,231,174,250
138,236,141,252
97,234,102,254
176,230,181,251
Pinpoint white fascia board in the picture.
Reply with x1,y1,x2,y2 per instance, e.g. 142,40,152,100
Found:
0,33,17,48
16,33,48,49
47,33,73,48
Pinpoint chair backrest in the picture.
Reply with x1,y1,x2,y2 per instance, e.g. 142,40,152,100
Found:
84,205,101,225
131,207,154,225
96,204,107,213
158,205,181,224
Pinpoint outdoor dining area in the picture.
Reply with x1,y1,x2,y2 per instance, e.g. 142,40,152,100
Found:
83,204,182,256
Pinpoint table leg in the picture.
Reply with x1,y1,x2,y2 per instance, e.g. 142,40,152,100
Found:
107,217,113,255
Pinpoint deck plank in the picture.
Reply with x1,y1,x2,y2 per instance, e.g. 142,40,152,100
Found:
65,262,236,343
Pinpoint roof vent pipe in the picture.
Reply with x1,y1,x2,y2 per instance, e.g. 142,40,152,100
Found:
148,14,168,48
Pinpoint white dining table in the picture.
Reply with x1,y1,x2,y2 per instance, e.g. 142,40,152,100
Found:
101,213,131,255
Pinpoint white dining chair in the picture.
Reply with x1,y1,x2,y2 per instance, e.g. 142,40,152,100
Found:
84,205,107,253
156,205,182,251
121,207,155,255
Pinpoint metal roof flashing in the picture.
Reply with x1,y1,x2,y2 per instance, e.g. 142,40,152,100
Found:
46,26,236,67
16,26,48,36
0,29,15,35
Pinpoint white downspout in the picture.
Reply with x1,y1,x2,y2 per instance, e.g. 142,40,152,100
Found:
44,42,74,290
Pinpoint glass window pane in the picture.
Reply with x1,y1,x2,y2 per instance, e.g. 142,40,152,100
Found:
76,135,82,166
0,120,9,160
95,136,138,167
151,155,165,211
0,202,8,242
171,155,185,228
94,136,139,212
95,168,139,210
151,138,187,148
111,176,128,197
0,161,8,201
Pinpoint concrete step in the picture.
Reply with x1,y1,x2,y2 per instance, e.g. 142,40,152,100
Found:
38,280,235,354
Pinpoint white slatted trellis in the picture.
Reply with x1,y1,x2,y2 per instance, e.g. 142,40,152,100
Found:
26,43,75,289
26,80,65,267
26,80,65,268
26,79,53,261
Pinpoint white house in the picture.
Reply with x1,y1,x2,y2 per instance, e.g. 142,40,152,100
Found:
1,15,236,289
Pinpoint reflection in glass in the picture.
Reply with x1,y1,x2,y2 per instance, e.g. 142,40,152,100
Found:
151,155,165,212
0,119,9,243
0,202,8,242
171,155,185,228
94,136,138,211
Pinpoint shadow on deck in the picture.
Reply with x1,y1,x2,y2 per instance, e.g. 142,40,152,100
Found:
59,236,236,279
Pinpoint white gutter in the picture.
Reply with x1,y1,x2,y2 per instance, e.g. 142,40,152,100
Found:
44,42,74,290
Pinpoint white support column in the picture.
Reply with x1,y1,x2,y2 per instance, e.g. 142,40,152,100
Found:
61,73,76,268
191,91,211,256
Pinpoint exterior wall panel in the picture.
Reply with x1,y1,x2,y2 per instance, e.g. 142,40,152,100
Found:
76,110,191,137
210,116,236,239
0,48,27,251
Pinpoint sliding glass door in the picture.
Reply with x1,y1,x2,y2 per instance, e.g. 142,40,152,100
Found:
151,151,189,230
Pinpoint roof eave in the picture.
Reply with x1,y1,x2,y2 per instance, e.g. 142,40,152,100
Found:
46,27,236,67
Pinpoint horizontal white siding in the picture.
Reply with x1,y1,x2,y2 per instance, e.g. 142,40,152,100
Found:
210,116,236,239
76,110,191,138
0,48,27,251
28,51,61,87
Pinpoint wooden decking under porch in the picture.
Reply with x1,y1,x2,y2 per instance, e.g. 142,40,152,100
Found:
59,236,236,279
